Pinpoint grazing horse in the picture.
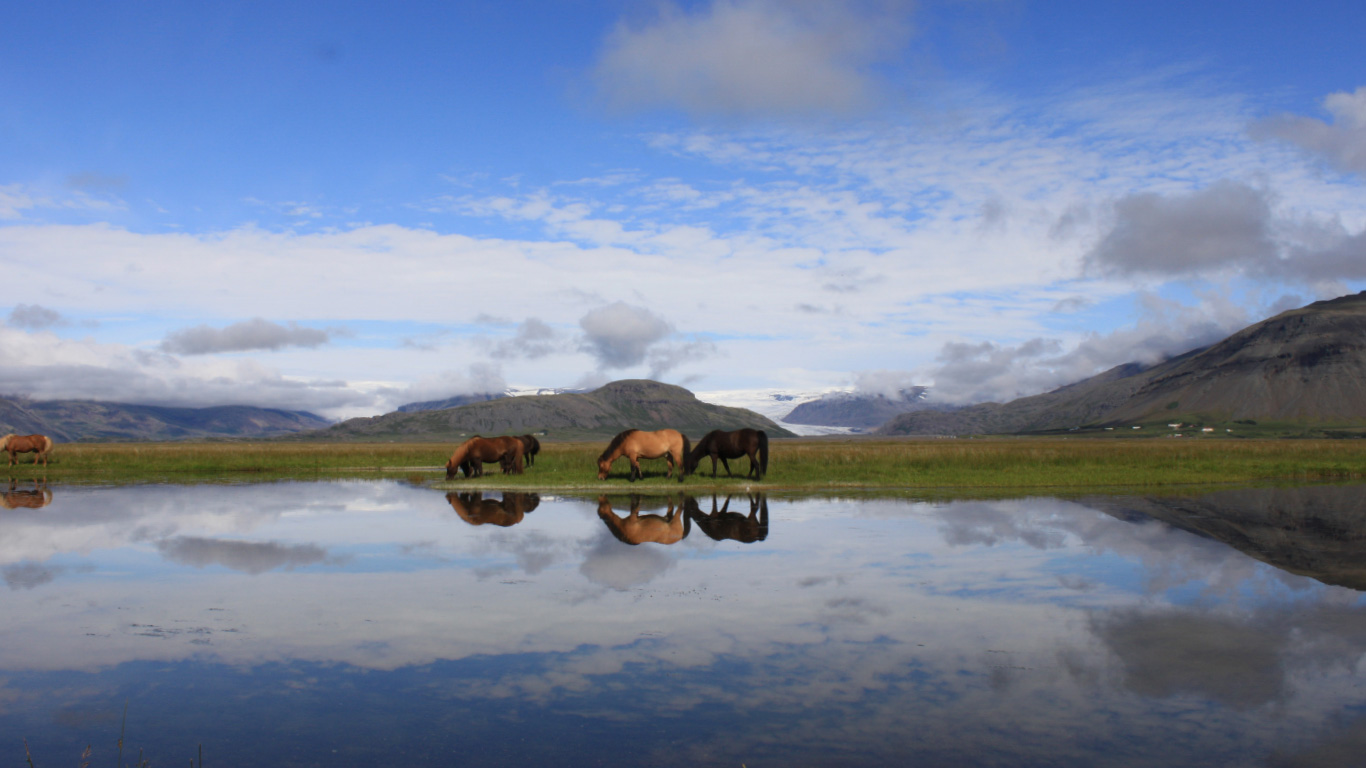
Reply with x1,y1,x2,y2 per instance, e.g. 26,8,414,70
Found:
447,491,541,527
445,435,524,479
1,434,54,467
597,495,691,545
685,428,768,480
516,435,542,468
2,478,53,510
685,493,769,543
596,429,691,483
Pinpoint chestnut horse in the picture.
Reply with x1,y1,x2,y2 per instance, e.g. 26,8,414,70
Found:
597,495,691,545
1,434,54,467
596,428,691,483
684,428,768,480
445,435,524,479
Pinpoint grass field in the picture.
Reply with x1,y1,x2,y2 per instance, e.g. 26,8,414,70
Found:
7,437,1366,495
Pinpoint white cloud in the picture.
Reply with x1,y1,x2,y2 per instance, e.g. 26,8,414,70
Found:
578,302,675,370
592,0,913,118
161,318,336,355
1253,86,1366,176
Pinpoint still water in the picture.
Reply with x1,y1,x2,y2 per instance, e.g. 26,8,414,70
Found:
3,480,1366,767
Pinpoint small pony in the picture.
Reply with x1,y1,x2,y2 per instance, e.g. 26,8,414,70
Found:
517,434,542,468
596,428,691,483
1,434,54,467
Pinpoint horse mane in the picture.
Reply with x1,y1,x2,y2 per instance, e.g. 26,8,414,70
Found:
598,429,639,462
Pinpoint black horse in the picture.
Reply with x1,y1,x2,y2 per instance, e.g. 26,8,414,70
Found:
685,429,768,480
517,434,542,468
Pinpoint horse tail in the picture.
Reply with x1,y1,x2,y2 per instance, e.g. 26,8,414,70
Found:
679,433,692,481
0,434,11,451
757,430,769,478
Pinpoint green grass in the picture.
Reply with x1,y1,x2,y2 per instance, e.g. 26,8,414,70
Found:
8,437,1366,495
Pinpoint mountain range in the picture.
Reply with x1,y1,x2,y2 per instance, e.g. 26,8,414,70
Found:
0,397,330,442
306,379,797,442
880,291,1366,436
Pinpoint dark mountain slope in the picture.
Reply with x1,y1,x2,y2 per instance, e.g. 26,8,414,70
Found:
783,388,931,430
0,397,331,442
881,291,1366,435
309,379,796,441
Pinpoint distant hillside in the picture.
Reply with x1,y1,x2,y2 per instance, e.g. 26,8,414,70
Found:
397,392,506,413
0,397,331,442
307,379,797,442
881,291,1366,436
783,387,932,430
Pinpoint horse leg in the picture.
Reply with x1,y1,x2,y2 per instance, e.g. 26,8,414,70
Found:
747,449,759,479
721,457,733,477
628,456,641,482
709,455,718,478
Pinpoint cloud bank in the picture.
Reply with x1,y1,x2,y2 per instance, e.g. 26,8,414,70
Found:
592,0,913,118
160,318,336,355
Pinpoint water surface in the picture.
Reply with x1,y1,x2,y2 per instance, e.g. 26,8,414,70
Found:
3,481,1365,766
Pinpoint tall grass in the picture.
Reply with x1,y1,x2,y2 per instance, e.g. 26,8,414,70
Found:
9,437,1366,492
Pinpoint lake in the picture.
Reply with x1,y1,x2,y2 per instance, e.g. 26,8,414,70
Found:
3,480,1365,767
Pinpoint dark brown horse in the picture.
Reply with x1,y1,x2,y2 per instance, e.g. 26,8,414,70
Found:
445,435,524,479
685,493,768,543
447,491,541,527
597,494,691,545
597,429,691,483
684,429,768,480
1,434,54,467
517,434,542,468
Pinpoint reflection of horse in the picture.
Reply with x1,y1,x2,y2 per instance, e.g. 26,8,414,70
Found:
517,435,542,468
597,429,691,483
1,434,54,467
685,429,768,479
445,436,525,479
597,495,691,544
685,493,768,543
447,491,541,527
2,478,52,510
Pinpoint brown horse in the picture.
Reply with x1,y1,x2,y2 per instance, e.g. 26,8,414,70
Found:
597,495,691,545
685,493,769,543
2,478,53,510
597,429,692,483
445,435,524,479
1,434,54,467
517,434,542,468
684,428,768,479
447,491,541,527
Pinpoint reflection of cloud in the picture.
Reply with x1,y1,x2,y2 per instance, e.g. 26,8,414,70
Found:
3,562,63,590
156,536,337,574
578,530,675,589
1095,609,1288,710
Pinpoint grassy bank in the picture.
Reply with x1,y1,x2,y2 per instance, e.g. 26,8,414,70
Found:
7,437,1366,493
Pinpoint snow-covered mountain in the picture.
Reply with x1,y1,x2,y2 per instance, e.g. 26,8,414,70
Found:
693,387,858,436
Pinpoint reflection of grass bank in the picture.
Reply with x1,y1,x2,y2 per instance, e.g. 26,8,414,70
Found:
12,438,1366,492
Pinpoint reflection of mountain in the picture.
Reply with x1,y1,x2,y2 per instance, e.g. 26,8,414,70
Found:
1090,485,1366,591
446,491,541,527
155,536,336,575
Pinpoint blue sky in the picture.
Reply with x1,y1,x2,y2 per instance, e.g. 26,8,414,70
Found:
3,0,1364,419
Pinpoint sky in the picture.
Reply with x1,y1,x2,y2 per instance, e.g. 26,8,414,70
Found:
2,0,1364,420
